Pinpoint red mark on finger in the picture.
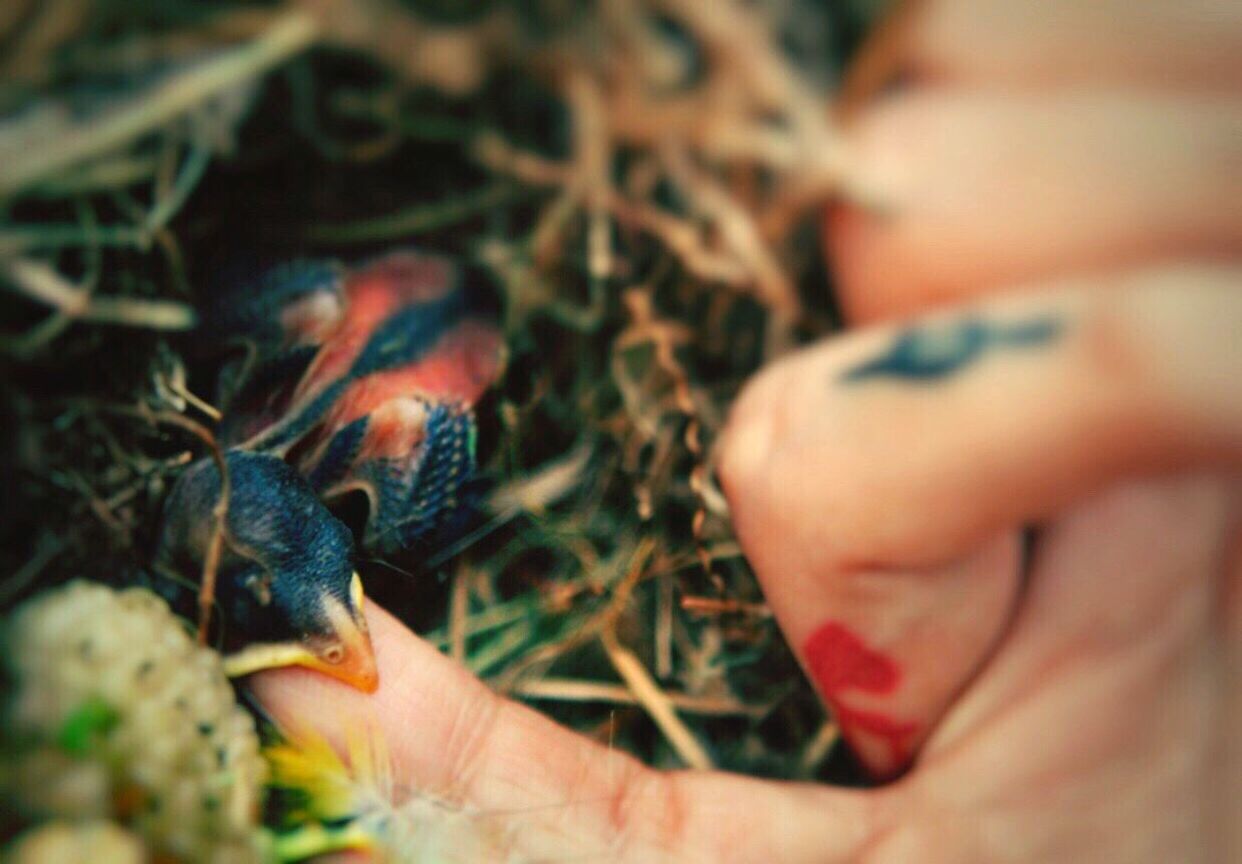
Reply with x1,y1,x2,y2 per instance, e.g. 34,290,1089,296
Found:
803,621,918,769
805,621,902,694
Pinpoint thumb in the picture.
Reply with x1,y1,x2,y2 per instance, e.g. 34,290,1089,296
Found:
249,603,879,863
719,266,1242,778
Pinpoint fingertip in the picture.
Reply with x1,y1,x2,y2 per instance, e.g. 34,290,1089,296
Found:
721,341,829,498
718,376,777,499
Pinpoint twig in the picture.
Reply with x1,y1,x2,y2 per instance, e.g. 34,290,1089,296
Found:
565,71,613,282
680,595,771,618
475,133,753,288
169,381,223,422
472,132,570,186
601,630,714,770
797,720,841,777
513,676,770,719
0,11,318,196
487,539,650,686
66,470,130,538
589,537,716,769
653,559,674,682
302,182,524,243
88,403,230,644
1,258,196,330
0,224,150,256
144,141,214,234
449,566,471,664
424,570,600,648
468,618,534,676
487,443,593,516
153,412,231,645
661,145,799,320
0,534,71,607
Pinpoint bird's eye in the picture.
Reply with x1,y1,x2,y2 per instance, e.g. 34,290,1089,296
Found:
322,644,346,664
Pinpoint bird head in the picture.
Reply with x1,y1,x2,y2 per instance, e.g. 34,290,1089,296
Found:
158,450,380,692
220,567,379,693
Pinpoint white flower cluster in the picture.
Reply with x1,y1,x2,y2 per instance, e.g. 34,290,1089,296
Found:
5,819,144,864
3,582,268,864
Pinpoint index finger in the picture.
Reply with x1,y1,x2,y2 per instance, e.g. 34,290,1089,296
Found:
838,0,1242,115
720,266,1242,777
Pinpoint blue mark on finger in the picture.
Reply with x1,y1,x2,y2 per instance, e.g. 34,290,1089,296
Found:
839,315,1062,384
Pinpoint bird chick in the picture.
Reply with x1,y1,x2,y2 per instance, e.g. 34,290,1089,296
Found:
160,249,503,693
156,450,378,692
212,250,504,556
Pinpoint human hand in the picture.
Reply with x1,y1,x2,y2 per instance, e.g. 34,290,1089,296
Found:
254,1,1242,861
723,0,1241,855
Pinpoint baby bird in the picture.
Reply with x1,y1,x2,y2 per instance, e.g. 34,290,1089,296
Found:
250,252,502,554
156,450,378,691
158,250,503,690
215,251,503,554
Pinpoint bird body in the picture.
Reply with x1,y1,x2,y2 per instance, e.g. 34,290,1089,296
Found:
158,249,504,690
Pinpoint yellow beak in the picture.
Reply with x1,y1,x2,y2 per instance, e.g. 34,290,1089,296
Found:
222,573,380,693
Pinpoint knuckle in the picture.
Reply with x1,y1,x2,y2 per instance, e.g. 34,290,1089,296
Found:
605,763,690,863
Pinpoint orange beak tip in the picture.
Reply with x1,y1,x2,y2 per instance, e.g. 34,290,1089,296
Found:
345,647,380,693
332,634,380,693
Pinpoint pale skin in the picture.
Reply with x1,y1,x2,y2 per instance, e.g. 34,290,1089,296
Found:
253,1,1242,860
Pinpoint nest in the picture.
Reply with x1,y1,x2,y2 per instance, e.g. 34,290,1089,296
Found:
1,0,884,856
